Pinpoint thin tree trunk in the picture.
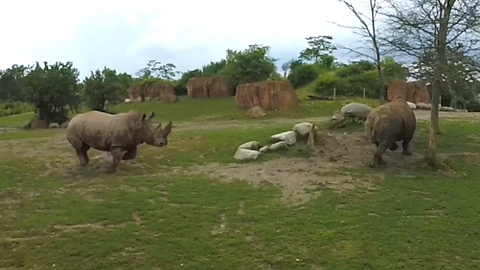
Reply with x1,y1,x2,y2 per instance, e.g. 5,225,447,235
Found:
426,0,455,165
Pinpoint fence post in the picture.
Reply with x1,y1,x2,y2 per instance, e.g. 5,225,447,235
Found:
363,88,366,100
333,87,336,100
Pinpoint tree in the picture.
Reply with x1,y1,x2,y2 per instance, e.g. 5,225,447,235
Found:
219,44,278,90
331,0,386,102
136,60,181,80
83,67,128,112
381,0,480,165
287,64,319,88
0,64,32,102
410,45,480,107
24,61,81,124
382,56,410,86
202,60,227,76
299,35,338,68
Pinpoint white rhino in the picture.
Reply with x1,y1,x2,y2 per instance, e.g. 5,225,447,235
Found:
66,110,172,172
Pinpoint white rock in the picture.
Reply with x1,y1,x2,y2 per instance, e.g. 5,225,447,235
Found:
234,149,261,160
407,101,417,109
440,106,455,111
124,98,132,103
271,131,297,146
293,122,313,137
259,146,269,153
269,141,288,151
48,122,60,128
238,141,260,150
340,103,372,119
416,102,430,110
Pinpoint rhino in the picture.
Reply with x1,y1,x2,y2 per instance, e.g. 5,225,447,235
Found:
364,96,416,167
66,110,172,172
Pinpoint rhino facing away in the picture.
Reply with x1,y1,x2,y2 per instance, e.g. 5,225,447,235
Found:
66,110,172,172
364,96,416,167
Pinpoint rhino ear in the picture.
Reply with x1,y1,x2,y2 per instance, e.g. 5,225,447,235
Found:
142,114,147,120
149,112,155,119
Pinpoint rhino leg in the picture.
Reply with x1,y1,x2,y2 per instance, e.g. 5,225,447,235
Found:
108,147,126,173
123,147,137,160
389,142,399,151
75,143,90,166
370,141,388,168
401,138,412,156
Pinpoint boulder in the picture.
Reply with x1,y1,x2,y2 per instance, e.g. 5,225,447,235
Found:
269,141,288,151
235,80,298,110
416,102,430,110
271,131,297,146
186,77,232,98
387,79,430,104
259,145,269,153
407,101,417,109
238,141,261,151
293,122,313,137
30,119,48,129
49,122,60,128
340,102,372,120
246,106,266,118
234,149,261,160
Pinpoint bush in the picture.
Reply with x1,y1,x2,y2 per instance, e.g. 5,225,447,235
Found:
0,102,34,117
288,64,319,88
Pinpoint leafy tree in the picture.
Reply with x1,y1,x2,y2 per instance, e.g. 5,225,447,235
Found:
0,64,31,102
382,56,410,85
117,72,134,92
287,64,320,88
202,60,227,76
299,35,337,66
24,61,81,124
219,44,278,91
136,60,181,80
83,67,128,112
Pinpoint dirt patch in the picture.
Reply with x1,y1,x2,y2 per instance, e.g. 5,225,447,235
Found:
189,131,425,205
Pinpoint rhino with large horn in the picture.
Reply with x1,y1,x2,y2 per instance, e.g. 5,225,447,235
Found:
66,110,172,172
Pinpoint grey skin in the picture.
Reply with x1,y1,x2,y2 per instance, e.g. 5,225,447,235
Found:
364,97,416,167
66,110,172,172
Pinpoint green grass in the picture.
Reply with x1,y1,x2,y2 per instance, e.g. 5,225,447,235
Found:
0,96,380,128
1,98,480,268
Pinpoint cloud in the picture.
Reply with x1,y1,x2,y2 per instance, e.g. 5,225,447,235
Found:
0,0,371,78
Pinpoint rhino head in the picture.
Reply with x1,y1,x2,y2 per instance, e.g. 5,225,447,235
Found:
138,112,172,147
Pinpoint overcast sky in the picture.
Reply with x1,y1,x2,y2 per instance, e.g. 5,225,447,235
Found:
1,0,372,79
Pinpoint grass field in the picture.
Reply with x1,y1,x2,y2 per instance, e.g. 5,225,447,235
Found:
1,97,480,269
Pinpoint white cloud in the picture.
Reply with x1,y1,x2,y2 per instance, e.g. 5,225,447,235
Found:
0,0,370,76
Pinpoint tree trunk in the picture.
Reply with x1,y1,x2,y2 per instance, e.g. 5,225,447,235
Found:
377,61,385,101
425,0,455,165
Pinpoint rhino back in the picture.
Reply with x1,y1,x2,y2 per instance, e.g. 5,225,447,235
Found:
68,111,139,151
366,105,405,143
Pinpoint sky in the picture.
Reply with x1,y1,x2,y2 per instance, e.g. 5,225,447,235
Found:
0,0,372,79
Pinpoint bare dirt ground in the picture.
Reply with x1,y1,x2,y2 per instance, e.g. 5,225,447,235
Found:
189,130,427,205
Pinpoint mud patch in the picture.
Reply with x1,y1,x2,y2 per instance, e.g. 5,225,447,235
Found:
189,131,424,205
